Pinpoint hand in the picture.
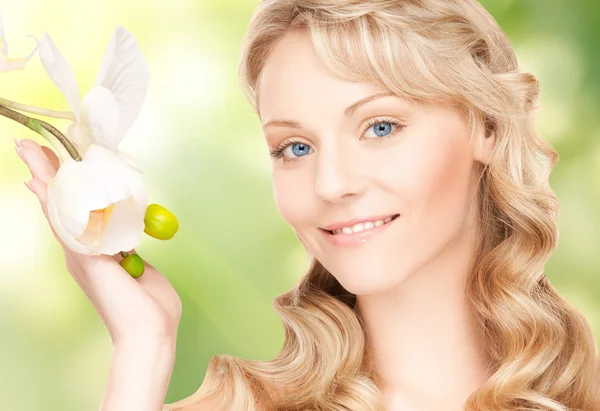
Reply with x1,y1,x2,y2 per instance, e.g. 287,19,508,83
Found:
15,138,182,346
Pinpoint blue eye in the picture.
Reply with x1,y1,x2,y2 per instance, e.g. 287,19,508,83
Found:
269,140,313,162
269,117,405,163
289,142,311,157
370,122,393,137
363,119,404,139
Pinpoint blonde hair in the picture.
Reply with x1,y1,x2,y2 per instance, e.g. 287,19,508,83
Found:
167,1,600,409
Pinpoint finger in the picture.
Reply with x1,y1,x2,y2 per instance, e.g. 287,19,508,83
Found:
18,141,57,184
26,178,72,250
20,140,61,173
27,178,49,219
41,145,60,172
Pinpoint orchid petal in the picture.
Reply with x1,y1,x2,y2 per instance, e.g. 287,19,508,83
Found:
0,14,39,72
65,121,84,158
94,26,149,143
48,158,98,234
65,121,93,159
71,144,144,217
38,33,80,118
47,191,99,255
0,55,32,71
79,85,120,152
21,34,39,61
46,144,147,255
94,196,145,255
118,148,143,174
46,159,99,255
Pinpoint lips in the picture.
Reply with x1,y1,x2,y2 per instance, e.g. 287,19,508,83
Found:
319,213,400,247
321,213,400,234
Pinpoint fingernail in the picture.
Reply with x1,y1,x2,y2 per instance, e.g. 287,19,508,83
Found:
15,146,25,162
24,180,35,194
14,138,21,148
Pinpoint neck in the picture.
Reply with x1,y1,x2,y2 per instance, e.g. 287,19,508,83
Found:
355,224,492,411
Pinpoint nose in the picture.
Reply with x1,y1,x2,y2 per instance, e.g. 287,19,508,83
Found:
314,142,365,203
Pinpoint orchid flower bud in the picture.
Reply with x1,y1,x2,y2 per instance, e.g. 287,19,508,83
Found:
144,204,179,240
119,253,145,278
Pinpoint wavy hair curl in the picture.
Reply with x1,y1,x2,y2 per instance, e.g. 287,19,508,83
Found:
167,1,600,409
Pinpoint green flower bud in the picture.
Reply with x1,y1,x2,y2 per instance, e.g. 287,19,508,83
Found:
120,253,145,278
144,203,179,240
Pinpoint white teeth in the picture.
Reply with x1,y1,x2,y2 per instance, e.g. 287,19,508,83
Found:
332,215,396,235
351,222,365,232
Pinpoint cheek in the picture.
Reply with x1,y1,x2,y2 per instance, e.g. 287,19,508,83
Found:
271,170,314,229
392,128,474,231
423,141,471,213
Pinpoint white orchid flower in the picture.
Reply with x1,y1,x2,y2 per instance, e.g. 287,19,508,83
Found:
47,144,148,255
0,13,39,72
38,26,149,169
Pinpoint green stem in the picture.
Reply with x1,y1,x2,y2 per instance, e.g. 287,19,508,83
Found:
0,105,81,161
120,251,130,258
0,97,76,121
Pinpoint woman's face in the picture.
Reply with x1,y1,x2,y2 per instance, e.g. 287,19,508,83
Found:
257,31,494,296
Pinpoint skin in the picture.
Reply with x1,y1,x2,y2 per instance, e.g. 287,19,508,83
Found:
257,30,496,411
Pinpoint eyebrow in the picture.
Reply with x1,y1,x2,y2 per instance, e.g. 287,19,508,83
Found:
262,91,397,129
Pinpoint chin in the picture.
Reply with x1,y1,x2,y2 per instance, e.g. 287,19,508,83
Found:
316,255,412,297
333,271,406,297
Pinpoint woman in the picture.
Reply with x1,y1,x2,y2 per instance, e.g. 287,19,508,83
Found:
16,0,600,410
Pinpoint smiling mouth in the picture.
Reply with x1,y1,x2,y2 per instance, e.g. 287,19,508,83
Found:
322,214,400,235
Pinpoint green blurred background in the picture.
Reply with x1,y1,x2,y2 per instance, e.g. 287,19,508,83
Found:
0,0,598,409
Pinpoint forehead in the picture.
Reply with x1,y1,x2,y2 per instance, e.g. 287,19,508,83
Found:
256,31,386,124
